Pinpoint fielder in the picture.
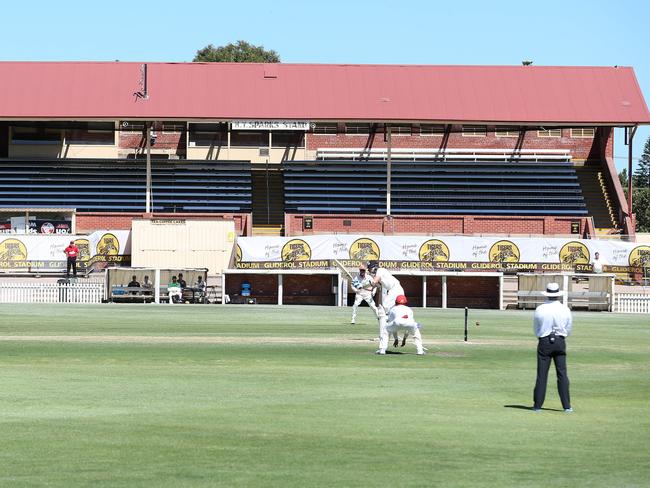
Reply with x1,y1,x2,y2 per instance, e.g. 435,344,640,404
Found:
350,265,379,324
386,295,425,355
367,260,405,354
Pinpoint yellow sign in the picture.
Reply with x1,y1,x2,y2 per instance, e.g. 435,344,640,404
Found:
281,239,312,262
0,238,28,261
348,238,380,260
235,244,242,264
419,239,450,262
74,238,91,262
559,241,590,264
629,245,650,267
489,240,520,263
96,233,120,256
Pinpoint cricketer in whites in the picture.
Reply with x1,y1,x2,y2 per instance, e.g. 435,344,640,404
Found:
350,264,379,324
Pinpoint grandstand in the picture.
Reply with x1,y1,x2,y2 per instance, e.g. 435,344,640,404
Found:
0,62,649,289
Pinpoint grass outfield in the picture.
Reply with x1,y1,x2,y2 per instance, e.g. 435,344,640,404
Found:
0,304,648,487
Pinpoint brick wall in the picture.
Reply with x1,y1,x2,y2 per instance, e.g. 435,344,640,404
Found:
308,126,607,160
118,123,186,158
286,214,588,237
76,212,252,235
225,274,278,304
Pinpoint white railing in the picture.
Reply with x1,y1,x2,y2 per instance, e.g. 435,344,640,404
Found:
615,294,650,313
316,147,572,162
0,282,105,304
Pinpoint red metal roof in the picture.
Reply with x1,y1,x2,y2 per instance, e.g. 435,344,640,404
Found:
0,62,648,124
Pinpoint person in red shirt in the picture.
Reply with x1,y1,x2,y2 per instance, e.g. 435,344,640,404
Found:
63,240,79,278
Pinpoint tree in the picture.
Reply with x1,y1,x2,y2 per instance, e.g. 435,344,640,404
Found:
633,136,650,188
633,188,650,232
619,168,628,190
193,41,280,63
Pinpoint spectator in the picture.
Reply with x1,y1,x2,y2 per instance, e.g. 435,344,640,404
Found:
177,273,187,289
591,251,604,274
141,275,153,290
128,275,140,288
63,240,79,278
194,275,206,291
168,276,183,304
532,282,573,413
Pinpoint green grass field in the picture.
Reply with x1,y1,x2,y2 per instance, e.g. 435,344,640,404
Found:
0,304,648,487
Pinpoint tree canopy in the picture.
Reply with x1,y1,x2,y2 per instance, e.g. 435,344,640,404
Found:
193,41,280,63
632,136,650,188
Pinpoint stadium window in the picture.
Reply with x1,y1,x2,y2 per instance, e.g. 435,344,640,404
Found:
419,124,446,136
312,123,338,135
495,127,520,138
11,125,61,144
230,130,267,147
345,123,371,135
162,121,186,134
570,128,596,138
120,121,146,132
461,125,487,137
272,131,305,148
188,123,227,147
387,124,412,136
66,122,115,145
537,129,562,138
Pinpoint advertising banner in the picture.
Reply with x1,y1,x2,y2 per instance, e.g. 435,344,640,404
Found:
0,230,131,272
234,235,649,274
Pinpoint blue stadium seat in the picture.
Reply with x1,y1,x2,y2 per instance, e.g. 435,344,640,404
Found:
0,159,252,213
282,160,588,216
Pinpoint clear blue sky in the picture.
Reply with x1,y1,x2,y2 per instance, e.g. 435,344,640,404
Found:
1,0,648,172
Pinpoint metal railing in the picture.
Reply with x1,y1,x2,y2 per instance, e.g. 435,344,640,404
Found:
316,147,572,161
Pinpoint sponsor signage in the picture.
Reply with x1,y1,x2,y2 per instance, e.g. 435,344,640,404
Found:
0,230,131,271
235,235,649,273
231,120,310,131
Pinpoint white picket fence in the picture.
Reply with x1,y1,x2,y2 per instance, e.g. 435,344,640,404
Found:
615,294,650,314
0,282,105,304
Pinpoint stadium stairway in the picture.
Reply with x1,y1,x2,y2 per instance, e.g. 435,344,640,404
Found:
251,166,284,236
575,165,621,233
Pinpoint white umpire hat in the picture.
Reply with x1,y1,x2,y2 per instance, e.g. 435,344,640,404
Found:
542,282,562,297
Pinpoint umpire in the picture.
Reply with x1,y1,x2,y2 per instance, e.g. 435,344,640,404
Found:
532,282,573,413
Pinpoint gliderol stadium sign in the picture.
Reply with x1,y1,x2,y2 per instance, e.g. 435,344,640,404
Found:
234,235,649,273
0,230,131,272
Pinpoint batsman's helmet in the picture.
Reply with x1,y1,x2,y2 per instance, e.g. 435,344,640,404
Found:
395,295,408,305
367,260,379,273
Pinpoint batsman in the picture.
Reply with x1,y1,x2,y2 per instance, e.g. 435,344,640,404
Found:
350,264,379,324
367,260,405,354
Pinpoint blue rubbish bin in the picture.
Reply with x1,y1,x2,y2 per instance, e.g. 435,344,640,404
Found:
241,281,251,297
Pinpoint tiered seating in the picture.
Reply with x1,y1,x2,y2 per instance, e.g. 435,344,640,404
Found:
0,159,252,213
282,160,587,215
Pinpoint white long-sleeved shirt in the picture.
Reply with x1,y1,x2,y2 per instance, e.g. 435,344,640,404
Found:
533,299,573,338
374,268,400,291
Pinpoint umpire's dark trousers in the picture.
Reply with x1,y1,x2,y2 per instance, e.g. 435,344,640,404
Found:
66,257,77,277
533,335,571,410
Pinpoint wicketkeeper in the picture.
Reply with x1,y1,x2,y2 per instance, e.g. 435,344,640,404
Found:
386,295,425,355
350,265,379,324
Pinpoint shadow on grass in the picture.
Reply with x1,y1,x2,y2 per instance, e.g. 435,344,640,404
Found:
504,404,563,412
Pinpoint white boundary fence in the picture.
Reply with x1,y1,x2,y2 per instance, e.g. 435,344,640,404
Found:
0,282,105,304
615,294,650,314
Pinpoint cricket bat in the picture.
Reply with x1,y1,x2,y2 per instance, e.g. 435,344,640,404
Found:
332,258,355,281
